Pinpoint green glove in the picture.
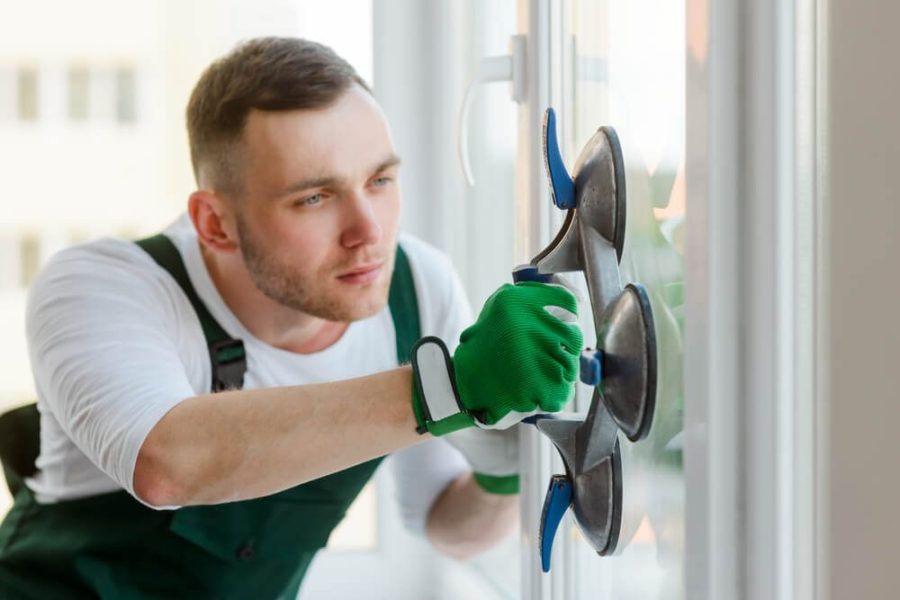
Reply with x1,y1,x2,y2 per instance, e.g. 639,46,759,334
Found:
410,282,582,436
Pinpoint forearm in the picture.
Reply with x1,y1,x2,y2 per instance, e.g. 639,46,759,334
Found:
425,472,519,560
134,366,424,506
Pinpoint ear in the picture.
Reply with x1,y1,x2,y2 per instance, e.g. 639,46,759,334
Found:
188,190,240,254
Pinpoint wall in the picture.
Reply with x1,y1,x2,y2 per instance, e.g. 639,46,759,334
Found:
820,1,900,598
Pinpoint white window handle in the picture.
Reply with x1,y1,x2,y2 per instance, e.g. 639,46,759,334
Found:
457,34,526,186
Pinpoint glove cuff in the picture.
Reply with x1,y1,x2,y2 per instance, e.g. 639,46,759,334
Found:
410,337,474,436
474,473,520,495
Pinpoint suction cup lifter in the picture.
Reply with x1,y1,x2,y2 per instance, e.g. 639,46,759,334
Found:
514,108,659,572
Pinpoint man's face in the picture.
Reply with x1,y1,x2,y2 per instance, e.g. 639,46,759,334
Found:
232,86,401,322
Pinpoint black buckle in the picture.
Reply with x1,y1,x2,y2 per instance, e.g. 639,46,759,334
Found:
209,339,246,392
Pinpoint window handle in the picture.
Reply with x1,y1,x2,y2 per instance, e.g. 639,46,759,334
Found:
457,34,526,186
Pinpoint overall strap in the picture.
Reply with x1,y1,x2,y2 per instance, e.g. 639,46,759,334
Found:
387,245,421,364
137,235,421,387
136,235,246,392
0,234,248,494
0,403,40,496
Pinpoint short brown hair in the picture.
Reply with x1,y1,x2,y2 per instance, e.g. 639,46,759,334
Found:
186,37,369,195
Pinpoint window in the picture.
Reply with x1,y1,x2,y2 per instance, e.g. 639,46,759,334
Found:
17,68,39,121
68,67,90,121
114,67,136,124
64,65,139,124
19,234,41,288
0,69,15,122
566,0,686,597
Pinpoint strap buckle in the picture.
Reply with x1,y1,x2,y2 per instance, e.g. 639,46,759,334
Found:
209,339,246,392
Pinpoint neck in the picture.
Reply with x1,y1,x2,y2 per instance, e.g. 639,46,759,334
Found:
200,243,348,354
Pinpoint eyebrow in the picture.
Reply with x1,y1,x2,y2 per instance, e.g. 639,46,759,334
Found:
275,154,402,199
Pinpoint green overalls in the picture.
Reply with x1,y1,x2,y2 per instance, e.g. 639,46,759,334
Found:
0,235,421,599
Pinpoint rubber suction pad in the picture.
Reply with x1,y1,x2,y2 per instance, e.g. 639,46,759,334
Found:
602,126,627,263
571,125,628,263
571,436,622,556
600,283,658,442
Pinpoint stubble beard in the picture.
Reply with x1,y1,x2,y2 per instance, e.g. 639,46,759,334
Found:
236,215,393,322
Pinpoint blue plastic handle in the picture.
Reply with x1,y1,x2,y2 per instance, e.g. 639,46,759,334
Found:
512,264,554,284
539,474,573,572
544,108,576,210
580,350,603,386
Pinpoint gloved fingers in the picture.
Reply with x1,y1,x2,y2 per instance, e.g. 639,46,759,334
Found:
547,273,587,305
544,342,581,383
539,313,584,355
537,381,577,413
543,304,578,324
514,281,579,314
529,347,579,411
511,271,583,302
534,357,576,395
461,299,582,352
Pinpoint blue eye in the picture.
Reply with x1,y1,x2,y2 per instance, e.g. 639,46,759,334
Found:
299,194,322,206
372,176,391,187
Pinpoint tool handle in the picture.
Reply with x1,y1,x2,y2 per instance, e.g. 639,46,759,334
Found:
512,264,555,284
539,474,573,572
580,349,602,386
543,107,576,210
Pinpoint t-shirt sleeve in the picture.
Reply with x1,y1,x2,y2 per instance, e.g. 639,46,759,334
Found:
434,264,473,353
26,241,201,506
401,235,474,352
387,438,469,535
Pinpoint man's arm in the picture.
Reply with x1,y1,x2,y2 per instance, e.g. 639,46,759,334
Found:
133,366,424,507
129,281,582,510
425,472,519,560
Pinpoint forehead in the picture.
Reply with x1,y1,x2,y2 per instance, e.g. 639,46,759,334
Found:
242,87,395,190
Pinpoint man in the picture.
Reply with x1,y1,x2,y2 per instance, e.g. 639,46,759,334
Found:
0,38,582,598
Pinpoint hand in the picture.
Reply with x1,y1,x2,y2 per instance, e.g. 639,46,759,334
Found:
445,425,520,495
454,282,582,427
410,282,582,436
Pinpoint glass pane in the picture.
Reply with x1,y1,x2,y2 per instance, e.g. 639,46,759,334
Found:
568,0,686,597
414,2,520,598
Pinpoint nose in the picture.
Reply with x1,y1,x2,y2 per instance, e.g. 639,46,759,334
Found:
339,192,383,249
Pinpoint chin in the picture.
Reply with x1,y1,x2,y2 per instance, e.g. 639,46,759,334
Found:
333,288,390,322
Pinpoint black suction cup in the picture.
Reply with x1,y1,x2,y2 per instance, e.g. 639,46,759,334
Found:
603,126,627,263
569,436,622,556
572,126,627,263
599,283,658,442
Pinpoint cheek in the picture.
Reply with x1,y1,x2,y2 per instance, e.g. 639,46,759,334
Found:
262,214,330,265
378,191,401,237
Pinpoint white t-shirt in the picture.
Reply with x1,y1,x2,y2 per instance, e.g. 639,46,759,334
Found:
24,215,471,533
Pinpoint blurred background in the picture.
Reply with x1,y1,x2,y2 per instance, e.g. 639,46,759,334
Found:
0,0,688,598
3,1,898,599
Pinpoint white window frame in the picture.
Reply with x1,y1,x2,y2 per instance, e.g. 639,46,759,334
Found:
515,0,818,598
513,2,570,600
685,0,817,598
